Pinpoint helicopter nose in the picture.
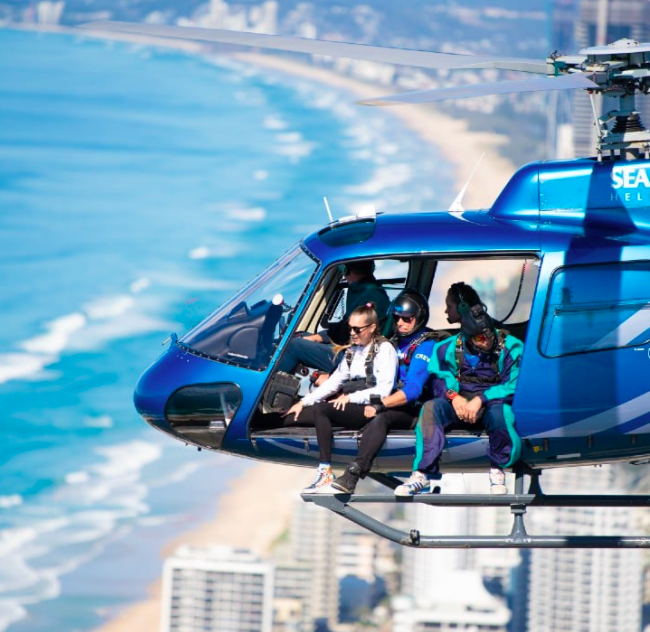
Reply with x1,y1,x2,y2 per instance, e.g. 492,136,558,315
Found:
134,345,242,450
133,355,173,428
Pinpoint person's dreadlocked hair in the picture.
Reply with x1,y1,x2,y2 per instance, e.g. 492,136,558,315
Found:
448,282,482,309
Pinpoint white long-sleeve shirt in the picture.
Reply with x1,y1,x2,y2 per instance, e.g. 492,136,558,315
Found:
302,339,398,406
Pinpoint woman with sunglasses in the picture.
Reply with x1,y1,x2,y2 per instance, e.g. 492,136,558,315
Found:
283,303,398,492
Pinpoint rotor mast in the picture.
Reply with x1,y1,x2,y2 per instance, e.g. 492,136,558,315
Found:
550,39,650,160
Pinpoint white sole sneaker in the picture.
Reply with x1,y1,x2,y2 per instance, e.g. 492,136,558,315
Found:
312,483,339,494
394,481,430,497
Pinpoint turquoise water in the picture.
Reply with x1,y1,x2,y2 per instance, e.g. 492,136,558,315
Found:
0,28,453,631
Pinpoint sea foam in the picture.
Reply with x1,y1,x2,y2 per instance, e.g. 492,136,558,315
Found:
0,495,23,509
0,439,166,629
227,206,267,222
21,313,86,355
263,114,288,130
345,163,414,196
1,287,173,385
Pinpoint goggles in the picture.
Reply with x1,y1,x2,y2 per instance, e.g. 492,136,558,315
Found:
393,313,415,324
471,332,493,344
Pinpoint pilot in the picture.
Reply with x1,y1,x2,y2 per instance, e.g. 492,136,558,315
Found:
329,285,480,494
394,302,523,496
282,303,398,493
277,260,390,376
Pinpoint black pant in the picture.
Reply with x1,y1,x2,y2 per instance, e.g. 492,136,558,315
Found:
354,408,418,476
312,402,418,473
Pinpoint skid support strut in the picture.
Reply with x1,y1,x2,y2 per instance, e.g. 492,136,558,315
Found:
302,469,650,548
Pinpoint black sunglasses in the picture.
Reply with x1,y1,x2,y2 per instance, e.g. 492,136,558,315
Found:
393,314,415,324
350,324,371,334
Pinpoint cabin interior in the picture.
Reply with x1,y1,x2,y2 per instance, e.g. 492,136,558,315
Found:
249,254,539,440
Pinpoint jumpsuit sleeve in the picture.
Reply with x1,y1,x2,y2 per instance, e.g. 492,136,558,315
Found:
427,337,459,392
401,339,435,403
479,335,524,405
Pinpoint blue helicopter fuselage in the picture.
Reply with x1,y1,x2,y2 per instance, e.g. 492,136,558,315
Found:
134,157,650,474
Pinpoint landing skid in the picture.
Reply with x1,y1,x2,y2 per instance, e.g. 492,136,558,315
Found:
302,469,650,548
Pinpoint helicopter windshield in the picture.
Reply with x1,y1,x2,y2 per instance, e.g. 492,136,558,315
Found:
181,245,317,370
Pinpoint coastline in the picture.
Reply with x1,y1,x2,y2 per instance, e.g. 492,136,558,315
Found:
4,24,517,632
94,461,305,632
235,52,515,210
8,22,516,208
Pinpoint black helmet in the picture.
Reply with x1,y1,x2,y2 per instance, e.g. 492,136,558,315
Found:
390,289,429,335
460,303,495,338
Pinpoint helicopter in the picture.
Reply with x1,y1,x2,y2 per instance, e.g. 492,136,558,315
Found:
82,21,650,548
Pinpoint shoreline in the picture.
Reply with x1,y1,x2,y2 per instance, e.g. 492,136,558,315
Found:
235,52,515,209
93,461,305,632
6,22,516,208
4,24,517,632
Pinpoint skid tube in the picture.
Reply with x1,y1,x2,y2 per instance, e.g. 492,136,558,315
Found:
302,469,650,548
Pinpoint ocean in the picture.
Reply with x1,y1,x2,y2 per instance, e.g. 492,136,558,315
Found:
0,27,453,631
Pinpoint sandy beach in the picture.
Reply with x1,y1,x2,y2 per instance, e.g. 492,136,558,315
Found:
21,21,516,209
52,30,518,632
94,461,306,632
236,52,516,210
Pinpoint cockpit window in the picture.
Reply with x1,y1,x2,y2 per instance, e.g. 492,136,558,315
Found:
181,246,318,370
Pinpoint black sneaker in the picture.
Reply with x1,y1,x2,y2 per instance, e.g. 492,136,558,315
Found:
330,464,361,494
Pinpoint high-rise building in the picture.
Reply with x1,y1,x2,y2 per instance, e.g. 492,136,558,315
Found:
547,0,579,159
397,475,512,631
289,500,340,629
161,545,274,632
270,534,313,632
392,571,510,632
525,466,643,632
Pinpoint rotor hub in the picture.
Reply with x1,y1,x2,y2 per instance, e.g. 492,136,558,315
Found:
551,38,650,159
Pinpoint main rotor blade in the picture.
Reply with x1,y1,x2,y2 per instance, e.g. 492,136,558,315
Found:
358,72,598,106
81,21,548,75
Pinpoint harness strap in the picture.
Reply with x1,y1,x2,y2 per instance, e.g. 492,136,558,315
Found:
345,335,388,388
392,330,441,367
455,330,509,387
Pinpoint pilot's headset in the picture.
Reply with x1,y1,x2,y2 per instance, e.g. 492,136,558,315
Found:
450,282,472,318
390,288,429,337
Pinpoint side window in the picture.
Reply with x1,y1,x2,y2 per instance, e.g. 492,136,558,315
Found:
539,260,650,357
427,258,539,330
